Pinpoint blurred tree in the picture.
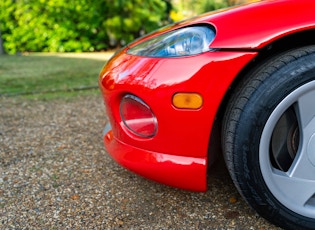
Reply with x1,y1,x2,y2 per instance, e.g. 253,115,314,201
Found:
200,0,260,13
0,28,5,55
171,0,255,21
105,0,168,47
198,0,228,12
0,0,169,54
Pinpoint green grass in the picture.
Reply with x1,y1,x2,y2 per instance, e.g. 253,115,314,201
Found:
0,52,113,98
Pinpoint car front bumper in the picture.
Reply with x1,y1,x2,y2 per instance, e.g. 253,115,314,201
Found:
103,122,208,191
99,48,258,192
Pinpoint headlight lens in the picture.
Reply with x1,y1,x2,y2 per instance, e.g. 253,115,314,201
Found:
127,25,216,57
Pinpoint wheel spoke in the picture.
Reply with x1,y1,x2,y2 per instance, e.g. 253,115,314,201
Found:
291,89,315,179
295,89,315,129
288,146,315,180
272,170,315,207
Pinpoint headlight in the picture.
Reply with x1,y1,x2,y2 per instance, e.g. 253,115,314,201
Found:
127,25,216,57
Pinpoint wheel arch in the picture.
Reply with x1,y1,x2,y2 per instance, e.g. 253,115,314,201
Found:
208,28,315,162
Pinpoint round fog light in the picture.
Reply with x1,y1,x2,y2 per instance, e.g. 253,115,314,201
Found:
120,94,158,138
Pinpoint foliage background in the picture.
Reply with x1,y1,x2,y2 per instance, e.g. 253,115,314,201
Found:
0,0,255,54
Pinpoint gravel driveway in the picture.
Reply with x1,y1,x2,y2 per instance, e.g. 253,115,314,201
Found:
0,95,281,229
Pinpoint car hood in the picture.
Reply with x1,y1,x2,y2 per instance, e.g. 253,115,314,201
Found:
128,0,315,50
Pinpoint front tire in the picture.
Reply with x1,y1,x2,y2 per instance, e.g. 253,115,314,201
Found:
222,46,315,229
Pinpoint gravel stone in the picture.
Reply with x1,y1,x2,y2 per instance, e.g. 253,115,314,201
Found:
0,95,281,229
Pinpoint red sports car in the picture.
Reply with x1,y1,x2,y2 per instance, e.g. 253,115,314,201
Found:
99,0,315,228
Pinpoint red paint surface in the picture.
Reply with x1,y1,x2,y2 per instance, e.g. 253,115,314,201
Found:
99,0,315,191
